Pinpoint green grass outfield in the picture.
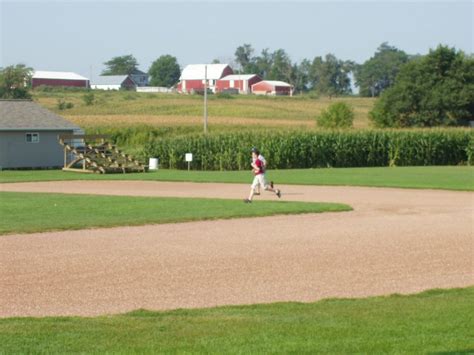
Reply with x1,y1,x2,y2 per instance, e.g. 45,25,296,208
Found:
0,287,472,353
0,192,350,235
1,166,473,191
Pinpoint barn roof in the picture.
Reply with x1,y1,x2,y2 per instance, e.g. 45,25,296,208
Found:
180,64,232,80
220,74,260,81
0,100,81,131
91,75,134,86
253,80,293,87
33,71,89,81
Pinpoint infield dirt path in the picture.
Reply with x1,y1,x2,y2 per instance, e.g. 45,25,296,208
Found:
1,181,473,317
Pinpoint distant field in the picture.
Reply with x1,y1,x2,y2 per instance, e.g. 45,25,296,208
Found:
33,91,375,129
1,166,472,191
1,287,472,353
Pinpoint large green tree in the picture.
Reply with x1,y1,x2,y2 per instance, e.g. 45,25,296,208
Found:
309,54,352,97
0,64,32,99
234,44,255,73
148,55,181,87
292,59,311,93
102,55,139,75
370,45,474,127
267,49,293,83
355,43,409,97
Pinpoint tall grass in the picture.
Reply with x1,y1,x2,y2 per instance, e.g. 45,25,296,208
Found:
143,129,473,170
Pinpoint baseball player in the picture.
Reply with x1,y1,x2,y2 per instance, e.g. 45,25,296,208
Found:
244,148,281,203
251,147,273,195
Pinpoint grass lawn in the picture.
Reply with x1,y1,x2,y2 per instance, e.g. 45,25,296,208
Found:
0,287,472,353
0,192,350,235
1,166,473,191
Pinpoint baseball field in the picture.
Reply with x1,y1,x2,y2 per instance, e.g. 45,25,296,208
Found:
1,166,473,352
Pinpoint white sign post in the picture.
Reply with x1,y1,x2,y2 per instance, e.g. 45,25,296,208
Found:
185,153,193,171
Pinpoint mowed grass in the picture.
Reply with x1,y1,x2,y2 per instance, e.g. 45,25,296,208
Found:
1,166,473,191
1,287,472,353
0,192,350,235
33,91,375,128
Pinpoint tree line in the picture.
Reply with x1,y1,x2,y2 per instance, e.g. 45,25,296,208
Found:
1,43,472,127
99,43,474,126
103,43,414,97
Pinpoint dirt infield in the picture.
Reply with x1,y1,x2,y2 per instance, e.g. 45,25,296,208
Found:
1,181,472,317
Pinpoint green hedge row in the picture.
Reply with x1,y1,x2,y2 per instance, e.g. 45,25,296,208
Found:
142,129,473,170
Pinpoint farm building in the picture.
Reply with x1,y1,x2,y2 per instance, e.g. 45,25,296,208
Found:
130,69,149,87
0,100,82,169
32,71,89,89
91,75,137,90
216,74,262,94
177,64,233,94
251,80,294,96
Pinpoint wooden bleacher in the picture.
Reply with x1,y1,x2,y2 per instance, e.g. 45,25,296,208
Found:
58,134,147,174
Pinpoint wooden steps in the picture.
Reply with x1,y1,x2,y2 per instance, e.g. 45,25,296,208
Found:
58,134,147,174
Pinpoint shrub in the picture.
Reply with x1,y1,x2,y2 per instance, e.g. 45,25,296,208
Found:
56,99,74,110
82,92,95,106
317,102,354,128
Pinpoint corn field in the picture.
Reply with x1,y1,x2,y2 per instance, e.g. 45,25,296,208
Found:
142,129,473,170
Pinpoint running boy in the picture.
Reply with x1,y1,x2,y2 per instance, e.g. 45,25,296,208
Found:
244,149,281,203
251,147,267,195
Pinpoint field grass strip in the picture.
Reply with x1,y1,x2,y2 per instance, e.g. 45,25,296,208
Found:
1,166,473,191
0,287,472,353
0,192,350,235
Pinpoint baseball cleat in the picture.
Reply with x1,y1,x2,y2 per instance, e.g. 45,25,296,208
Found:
276,189,281,198
243,199,252,203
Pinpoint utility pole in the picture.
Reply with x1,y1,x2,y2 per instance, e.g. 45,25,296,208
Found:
203,65,208,134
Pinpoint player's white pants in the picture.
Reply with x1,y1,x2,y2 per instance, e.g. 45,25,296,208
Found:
251,174,267,190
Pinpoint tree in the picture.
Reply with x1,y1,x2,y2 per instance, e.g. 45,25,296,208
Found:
102,55,139,75
0,64,32,99
148,55,181,87
317,102,354,128
309,54,352,97
234,44,255,73
254,48,273,78
267,49,293,83
292,59,311,93
370,45,474,127
355,43,409,97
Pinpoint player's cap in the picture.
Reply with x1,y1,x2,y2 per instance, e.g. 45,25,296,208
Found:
251,147,259,153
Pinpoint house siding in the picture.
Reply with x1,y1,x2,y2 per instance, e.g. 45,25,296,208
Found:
0,130,74,168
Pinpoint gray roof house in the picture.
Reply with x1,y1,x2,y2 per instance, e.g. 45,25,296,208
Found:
0,99,82,169
130,69,149,87
91,75,137,90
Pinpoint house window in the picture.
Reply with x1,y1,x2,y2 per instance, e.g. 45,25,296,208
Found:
26,132,40,143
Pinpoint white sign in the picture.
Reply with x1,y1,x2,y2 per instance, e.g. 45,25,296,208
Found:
185,153,193,162
149,158,159,170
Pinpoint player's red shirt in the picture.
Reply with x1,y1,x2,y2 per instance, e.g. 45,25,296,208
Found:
254,158,264,175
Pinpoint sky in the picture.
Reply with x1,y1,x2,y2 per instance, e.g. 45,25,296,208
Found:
0,0,472,80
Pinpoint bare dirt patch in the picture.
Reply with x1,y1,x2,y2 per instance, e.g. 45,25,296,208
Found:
1,181,472,317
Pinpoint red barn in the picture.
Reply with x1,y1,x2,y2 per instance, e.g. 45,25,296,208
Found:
216,74,262,94
32,71,89,89
177,64,233,93
251,80,293,96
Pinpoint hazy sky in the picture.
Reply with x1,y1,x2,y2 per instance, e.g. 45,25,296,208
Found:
1,0,472,79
